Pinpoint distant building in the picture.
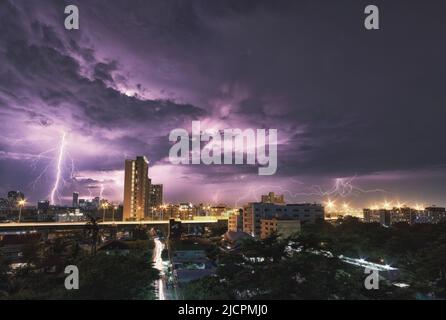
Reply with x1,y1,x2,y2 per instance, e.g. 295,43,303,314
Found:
37,200,50,213
424,206,446,223
78,199,87,208
92,196,100,209
72,192,79,207
56,209,86,222
261,192,285,204
260,218,301,239
123,156,150,221
178,202,195,220
210,205,227,216
149,184,163,208
243,194,324,237
363,206,446,226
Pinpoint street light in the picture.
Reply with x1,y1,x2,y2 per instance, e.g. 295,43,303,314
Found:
18,199,26,223
101,202,109,222
160,204,167,220
112,206,117,222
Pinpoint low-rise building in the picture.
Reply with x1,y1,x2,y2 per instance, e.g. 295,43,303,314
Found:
243,198,324,237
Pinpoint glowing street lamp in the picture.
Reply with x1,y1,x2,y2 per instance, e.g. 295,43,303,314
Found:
18,199,26,223
112,205,118,222
160,204,167,220
101,202,109,222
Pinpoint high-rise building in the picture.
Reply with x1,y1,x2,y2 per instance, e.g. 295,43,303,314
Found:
72,192,79,207
149,184,163,208
123,156,150,221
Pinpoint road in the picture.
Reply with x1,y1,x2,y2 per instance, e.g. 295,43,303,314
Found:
153,237,166,300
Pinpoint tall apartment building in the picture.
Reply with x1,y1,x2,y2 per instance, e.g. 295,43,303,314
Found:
123,156,150,221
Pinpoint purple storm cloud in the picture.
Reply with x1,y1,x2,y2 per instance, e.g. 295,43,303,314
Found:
1,0,446,208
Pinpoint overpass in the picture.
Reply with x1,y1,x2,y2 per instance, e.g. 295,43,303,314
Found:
0,219,225,232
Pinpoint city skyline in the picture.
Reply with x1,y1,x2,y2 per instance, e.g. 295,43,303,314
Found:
1,1,446,208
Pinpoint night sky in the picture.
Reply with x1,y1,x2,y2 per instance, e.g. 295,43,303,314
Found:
1,0,446,208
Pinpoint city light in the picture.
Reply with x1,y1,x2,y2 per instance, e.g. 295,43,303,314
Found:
324,199,335,212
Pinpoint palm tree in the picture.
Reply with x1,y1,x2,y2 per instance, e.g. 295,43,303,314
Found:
85,214,100,254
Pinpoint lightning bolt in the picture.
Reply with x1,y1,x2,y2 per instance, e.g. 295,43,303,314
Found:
50,132,67,205
99,183,105,198
28,148,56,189
87,187,93,200
308,176,386,198
233,176,386,207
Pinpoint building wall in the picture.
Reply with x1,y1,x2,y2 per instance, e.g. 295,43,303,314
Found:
260,219,301,239
228,211,243,232
243,204,254,235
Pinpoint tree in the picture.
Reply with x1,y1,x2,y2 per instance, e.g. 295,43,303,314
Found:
85,214,99,254
183,276,231,300
67,251,159,299
1,235,159,300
